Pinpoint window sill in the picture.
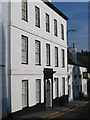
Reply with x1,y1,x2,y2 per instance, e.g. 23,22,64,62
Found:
35,64,41,66
35,25,40,28
22,63,28,65
22,18,28,22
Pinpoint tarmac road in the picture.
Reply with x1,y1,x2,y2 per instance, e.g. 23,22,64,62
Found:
48,100,90,119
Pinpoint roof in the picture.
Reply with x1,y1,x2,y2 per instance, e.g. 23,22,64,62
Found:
44,2,68,20
68,50,86,68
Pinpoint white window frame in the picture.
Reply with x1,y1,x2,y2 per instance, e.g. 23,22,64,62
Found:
22,0,28,21
21,35,28,64
54,19,57,36
54,78,58,97
36,79,41,103
35,6,40,27
46,13,50,32
55,47,58,67
22,80,28,108
46,44,50,66
62,77,65,95
35,40,41,65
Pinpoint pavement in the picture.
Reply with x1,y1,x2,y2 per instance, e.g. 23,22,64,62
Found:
14,96,89,119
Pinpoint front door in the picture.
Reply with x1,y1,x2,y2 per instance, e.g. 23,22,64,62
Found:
45,79,52,107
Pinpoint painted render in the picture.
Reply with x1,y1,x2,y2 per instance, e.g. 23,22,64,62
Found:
0,0,68,118
68,46,88,101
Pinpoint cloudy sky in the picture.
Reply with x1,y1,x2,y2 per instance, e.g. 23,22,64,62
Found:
52,2,88,52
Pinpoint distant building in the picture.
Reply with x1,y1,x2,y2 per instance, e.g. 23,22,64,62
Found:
68,43,88,101
0,0,68,118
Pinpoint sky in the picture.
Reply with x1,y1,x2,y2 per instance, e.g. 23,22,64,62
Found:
51,2,88,52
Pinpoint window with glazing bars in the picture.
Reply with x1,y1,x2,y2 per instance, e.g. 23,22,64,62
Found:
46,13,50,32
61,24,64,40
62,49,65,68
55,47,58,67
35,40,41,65
36,79,41,103
62,77,65,95
54,78,58,97
22,0,28,21
54,19,57,36
46,44,50,66
21,35,28,64
35,6,40,27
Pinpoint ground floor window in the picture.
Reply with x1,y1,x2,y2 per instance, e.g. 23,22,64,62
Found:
36,79,41,103
22,80,28,108
54,78,58,97
62,77,65,95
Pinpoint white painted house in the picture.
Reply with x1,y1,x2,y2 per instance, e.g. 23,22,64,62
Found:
0,0,68,118
68,44,88,101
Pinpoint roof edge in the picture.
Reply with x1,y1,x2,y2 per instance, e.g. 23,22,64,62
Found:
44,2,69,20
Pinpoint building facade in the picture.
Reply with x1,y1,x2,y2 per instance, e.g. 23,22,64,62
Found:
68,44,88,101
0,0,68,118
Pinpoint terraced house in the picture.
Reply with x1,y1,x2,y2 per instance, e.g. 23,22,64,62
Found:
0,0,68,119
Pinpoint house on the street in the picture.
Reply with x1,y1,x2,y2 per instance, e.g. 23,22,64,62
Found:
68,43,88,101
0,0,68,118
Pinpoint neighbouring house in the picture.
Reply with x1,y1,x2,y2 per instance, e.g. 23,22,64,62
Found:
68,43,88,101
0,0,68,118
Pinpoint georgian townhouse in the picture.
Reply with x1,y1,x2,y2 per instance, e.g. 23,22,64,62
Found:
0,0,68,118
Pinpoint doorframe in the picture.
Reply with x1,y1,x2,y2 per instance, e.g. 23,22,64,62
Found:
43,68,56,108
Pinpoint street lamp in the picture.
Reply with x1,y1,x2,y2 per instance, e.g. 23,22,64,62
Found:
67,29,76,47
67,29,76,101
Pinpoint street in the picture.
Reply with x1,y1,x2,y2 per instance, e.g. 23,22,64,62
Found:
48,100,90,119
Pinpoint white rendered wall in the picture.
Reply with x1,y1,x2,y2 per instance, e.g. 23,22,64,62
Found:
80,67,87,96
10,1,68,112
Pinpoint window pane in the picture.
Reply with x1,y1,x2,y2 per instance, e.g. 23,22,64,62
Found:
22,81,28,107
46,13,50,32
22,0,27,21
36,79,41,103
46,44,50,65
61,24,64,40
54,19,57,36
35,40,40,65
35,6,40,27
22,35,28,64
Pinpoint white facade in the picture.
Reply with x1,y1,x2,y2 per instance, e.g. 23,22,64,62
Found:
0,0,68,118
68,46,88,100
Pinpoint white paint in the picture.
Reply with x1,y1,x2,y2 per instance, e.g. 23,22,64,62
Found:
1,0,68,117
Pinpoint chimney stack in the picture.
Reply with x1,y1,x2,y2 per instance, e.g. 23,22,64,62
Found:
73,43,75,48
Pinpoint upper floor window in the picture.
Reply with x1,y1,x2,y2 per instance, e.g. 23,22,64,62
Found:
46,13,50,32
62,49,65,68
54,19,57,36
61,24,64,40
21,35,28,64
35,6,40,27
35,40,41,65
46,44,50,66
22,0,28,21
55,47,58,67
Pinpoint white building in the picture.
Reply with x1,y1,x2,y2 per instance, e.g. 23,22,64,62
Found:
68,44,88,101
0,0,68,118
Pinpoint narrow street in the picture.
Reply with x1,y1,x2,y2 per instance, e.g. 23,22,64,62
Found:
48,100,89,119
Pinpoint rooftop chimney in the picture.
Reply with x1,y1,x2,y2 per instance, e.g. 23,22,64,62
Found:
73,43,75,48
